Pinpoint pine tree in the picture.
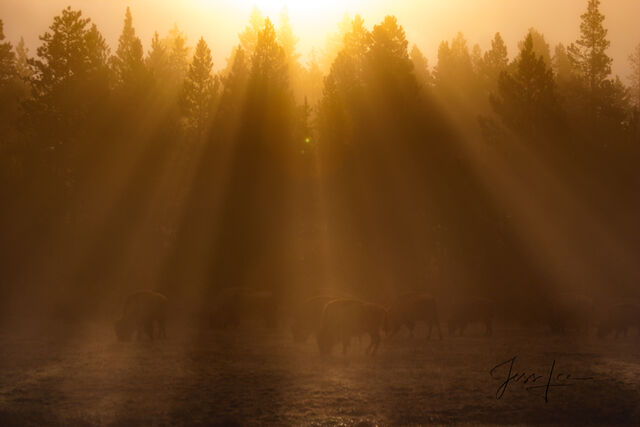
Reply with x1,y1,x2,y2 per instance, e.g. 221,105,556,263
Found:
320,13,353,73
217,45,249,128
484,33,509,72
0,20,15,85
166,24,190,83
28,7,110,128
568,0,612,96
551,42,584,119
518,28,551,66
85,24,110,74
471,44,484,73
15,37,32,81
482,32,509,89
318,16,372,147
25,7,111,199
343,15,372,65
146,26,189,98
246,17,294,148
368,16,417,103
491,33,560,138
553,43,575,84
221,46,249,103
251,18,288,90
182,37,217,136
111,7,144,88
278,7,305,103
239,6,265,58
434,32,483,110
317,72,346,145
630,43,640,138
410,45,432,88
146,31,168,80
277,8,300,65
629,43,640,109
370,16,411,69
0,20,17,138
435,32,474,85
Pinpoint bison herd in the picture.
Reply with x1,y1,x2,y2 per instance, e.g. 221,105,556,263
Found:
114,289,640,355
114,290,168,341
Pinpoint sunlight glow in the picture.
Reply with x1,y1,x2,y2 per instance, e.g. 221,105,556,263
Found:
219,0,369,17
191,0,376,28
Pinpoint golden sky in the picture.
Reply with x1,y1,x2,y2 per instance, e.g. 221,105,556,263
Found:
2,0,639,78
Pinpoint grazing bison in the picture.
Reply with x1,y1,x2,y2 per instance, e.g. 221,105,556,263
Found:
317,298,388,356
114,291,168,341
388,292,443,340
291,295,337,343
546,293,594,335
597,303,640,339
210,288,278,329
448,296,495,337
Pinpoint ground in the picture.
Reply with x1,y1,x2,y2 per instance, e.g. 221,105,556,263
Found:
0,323,638,426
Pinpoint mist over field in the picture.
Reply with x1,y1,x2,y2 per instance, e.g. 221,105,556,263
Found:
0,0,639,425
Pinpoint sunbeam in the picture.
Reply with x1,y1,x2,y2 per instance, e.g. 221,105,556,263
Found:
1,0,639,425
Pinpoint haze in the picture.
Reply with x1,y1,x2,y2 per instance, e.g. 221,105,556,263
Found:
1,0,639,425
2,0,639,78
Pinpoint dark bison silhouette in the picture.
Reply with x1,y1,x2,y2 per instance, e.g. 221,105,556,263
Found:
546,293,594,335
447,296,495,337
317,298,388,356
291,295,337,343
597,303,640,339
388,292,443,340
114,290,168,341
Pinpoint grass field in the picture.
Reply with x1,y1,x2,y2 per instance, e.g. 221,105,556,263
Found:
0,323,638,426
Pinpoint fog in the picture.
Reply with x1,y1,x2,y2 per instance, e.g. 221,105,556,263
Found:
2,0,639,79
0,0,639,425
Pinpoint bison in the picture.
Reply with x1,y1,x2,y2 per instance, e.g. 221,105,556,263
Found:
447,296,495,337
209,288,278,329
388,292,443,340
545,293,594,335
597,303,640,339
114,290,168,341
317,298,388,356
291,295,337,343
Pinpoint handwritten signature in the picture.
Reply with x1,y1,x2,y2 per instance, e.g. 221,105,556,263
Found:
490,356,594,402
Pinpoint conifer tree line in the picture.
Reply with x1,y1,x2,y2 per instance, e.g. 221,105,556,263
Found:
0,1,638,318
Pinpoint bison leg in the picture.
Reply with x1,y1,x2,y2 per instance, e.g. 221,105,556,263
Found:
369,332,381,355
436,321,443,340
342,336,350,355
485,320,493,337
157,319,166,339
145,320,154,340
317,330,330,355
135,321,146,341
